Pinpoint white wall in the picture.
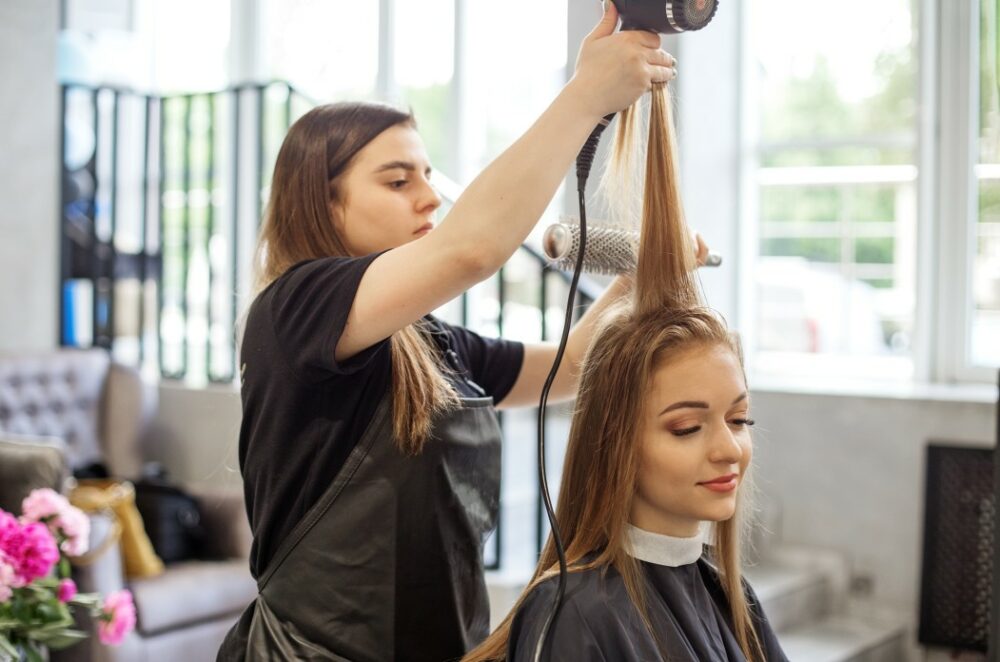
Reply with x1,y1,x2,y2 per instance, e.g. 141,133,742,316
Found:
751,385,995,659
0,0,60,352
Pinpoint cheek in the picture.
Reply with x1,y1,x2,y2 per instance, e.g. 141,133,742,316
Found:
636,441,688,500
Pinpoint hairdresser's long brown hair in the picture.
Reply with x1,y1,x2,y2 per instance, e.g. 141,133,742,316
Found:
252,102,458,453
464,86,764,662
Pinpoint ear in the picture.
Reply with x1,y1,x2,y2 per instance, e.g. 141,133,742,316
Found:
328,196,346,231
326,197,356,256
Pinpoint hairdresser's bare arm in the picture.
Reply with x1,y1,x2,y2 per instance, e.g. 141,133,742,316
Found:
498,275,632,409
498,233,710,408
337,6,673,362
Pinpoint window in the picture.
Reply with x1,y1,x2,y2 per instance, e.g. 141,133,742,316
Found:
391,0,456,174
974,0,1000,369
262,0,379,102
459,0,568,183
744,0,920,380
142,0,231,92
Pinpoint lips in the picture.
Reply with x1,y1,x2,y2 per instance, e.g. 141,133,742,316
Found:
698,474,738,493
414,223,433,235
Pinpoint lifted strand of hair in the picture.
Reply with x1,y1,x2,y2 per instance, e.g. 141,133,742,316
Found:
634,83,699,316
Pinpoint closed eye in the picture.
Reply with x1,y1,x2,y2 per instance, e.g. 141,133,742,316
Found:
729,418,755,427
671,426,701,437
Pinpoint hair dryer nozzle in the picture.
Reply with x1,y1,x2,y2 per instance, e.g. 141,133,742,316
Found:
612,0,719,34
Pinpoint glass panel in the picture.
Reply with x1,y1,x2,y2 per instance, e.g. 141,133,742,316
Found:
146,0,231,92
263,0,379,101
749,0,918,378
394,0,456,175
974,0,1000,368
463,0,568,183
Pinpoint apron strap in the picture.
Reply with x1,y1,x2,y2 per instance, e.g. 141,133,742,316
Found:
257,393,392,590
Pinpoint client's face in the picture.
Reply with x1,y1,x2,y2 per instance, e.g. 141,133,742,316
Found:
630,343,752,538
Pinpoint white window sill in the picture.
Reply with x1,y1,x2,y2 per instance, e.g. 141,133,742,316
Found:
750,375,998,405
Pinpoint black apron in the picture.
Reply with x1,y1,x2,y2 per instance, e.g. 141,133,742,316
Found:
219,392,502,661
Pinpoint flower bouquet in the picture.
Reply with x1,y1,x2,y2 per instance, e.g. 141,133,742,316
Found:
0,488,135,661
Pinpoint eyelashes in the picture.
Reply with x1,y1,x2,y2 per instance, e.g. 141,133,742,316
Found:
670,418,755,438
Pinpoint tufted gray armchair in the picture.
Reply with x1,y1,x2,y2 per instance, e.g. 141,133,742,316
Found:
0,349,255,662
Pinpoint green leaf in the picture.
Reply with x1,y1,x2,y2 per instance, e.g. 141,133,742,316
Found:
67,592,100,608
0,634,18,659
30,616,75,633
34,603,59,623
31,628,89,649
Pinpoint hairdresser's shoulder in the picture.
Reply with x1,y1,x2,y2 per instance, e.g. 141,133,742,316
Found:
285,254,378,283
263,254,381,299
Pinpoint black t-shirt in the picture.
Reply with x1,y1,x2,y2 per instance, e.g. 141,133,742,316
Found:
238,255,525,578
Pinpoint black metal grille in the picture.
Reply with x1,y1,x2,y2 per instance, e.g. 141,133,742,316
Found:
59,81,307,383
919,443,994,651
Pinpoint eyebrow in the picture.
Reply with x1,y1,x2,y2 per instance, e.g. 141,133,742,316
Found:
373,160,432,175
658,392,748,416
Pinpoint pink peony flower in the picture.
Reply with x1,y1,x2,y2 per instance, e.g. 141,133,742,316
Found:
55,506,90,557
0,556,16,602
21,489,70,523
98,590,136,645
9,522,60,583
57,577,77,603
0,510,18,551
20,489,90,557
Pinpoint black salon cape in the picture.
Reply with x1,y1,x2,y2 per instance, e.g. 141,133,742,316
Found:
508,556,789,661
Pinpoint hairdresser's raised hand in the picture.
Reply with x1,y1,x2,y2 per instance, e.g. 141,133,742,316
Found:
566,1,678,120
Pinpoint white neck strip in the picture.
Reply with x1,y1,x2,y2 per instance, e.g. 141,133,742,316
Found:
626,524,704,567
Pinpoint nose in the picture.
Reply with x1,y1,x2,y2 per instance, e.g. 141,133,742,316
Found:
707,423,744,465
416,179,442,214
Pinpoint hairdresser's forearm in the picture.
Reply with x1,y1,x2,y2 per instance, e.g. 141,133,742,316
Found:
435,87,602,271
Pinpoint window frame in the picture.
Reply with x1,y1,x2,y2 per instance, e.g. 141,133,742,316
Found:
936,0,999,384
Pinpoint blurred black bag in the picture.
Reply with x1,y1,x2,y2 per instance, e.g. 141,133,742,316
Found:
133,478,206,563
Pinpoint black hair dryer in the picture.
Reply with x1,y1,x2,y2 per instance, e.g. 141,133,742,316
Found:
612,0,719,34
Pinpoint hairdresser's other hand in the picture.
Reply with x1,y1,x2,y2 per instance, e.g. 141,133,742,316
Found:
692,231,710,268
567,1,677,121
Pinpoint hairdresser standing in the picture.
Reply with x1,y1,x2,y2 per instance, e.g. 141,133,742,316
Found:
218,4,680,661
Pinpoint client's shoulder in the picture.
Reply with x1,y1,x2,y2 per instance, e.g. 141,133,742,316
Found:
521,562,632,621
507,561,658,661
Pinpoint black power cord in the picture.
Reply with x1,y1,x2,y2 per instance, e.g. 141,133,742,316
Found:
532,112,615,662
